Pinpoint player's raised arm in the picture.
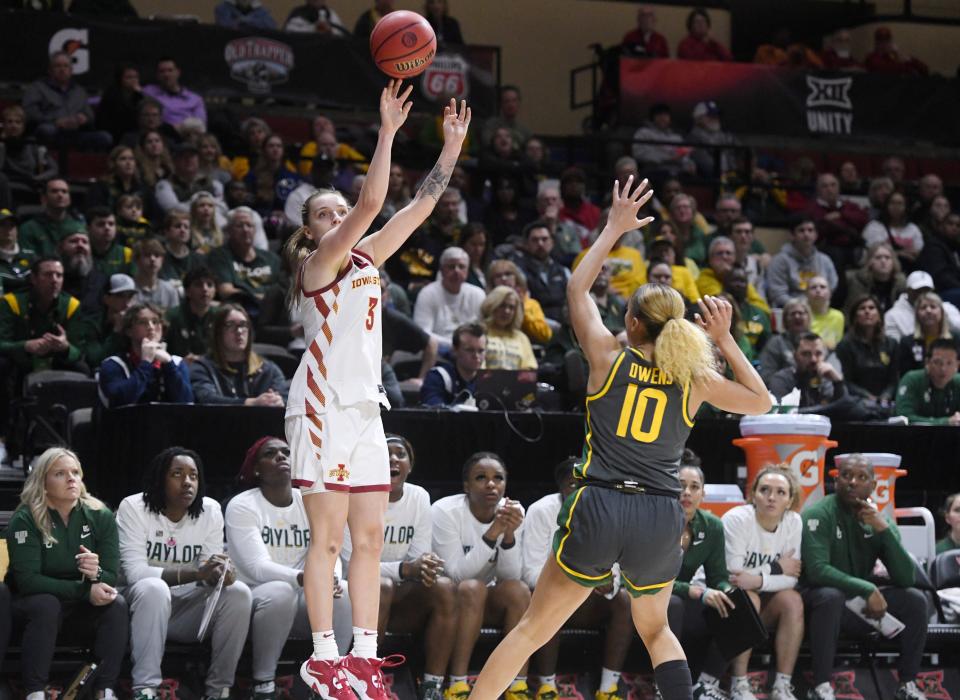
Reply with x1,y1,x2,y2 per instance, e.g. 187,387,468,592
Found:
567,176,653,371
309,80,413,276
689,295,772,416
358,98,471,267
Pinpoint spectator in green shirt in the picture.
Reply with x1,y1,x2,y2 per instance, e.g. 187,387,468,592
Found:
667,462,734,699
5,447,128,700
87,206,132,278
165,265,217,361
18,178,85,257
937,492,960,554
207,207,281,318
801,454,927,700
894,337,960,425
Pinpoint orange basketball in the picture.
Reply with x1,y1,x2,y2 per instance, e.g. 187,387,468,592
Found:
369,10,437,79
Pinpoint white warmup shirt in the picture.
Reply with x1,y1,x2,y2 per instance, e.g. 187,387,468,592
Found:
721,504,802,592
116,493,224,583
431,494,523,585
412,280,486,346
224,488,312,588
521,492,563,589
342,482,432,582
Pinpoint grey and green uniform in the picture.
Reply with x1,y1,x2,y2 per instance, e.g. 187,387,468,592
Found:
553,347,691,596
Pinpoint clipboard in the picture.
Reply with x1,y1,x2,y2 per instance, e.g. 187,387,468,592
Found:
197,565,227,642
702,588,769,660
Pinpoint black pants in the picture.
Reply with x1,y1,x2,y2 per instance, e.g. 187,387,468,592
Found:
803,586,928,686
667,593,727,680
12,593,129,693
0,583,11,661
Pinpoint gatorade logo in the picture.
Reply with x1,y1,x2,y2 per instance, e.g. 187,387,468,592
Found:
873,478,891,507
788,450,821,487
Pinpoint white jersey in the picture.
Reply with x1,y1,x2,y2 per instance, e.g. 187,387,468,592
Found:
521,492,563,589
287,248,389,418
224,488,311,588
342,482,432,582
116,493,224,584
431,494,523,585
722,504,802,592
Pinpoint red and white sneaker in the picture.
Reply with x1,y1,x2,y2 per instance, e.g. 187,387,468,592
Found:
339,655,405,700
300,657,356,700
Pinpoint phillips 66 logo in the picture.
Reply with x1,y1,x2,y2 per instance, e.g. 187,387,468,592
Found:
421,53,469,102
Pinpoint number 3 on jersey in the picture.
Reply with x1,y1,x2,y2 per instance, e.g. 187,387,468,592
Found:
365,297,378,331
615,385,667,443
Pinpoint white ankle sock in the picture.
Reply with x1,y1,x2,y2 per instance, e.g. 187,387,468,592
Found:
254,681,275,694
351,626,378,659
774,673,793,687
312,630,338,660
449,676,468,686
699,673,720,687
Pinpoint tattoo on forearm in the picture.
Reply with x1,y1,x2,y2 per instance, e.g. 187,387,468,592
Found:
417,162,453,202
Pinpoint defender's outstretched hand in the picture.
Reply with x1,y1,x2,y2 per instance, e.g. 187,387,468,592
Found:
606,175,654,235
380,80,414,134
442,98,471,147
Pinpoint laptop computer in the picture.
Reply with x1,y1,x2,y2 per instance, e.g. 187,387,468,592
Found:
474,369,539,411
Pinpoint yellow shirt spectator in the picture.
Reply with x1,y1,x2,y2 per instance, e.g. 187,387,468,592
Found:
573,244,645,298
812,308,845,350
484,328,538,370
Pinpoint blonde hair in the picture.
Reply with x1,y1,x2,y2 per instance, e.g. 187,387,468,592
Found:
19,447,104,545
629,283,716,387
189,192,223,252
912,291,951,341
481,285,524,330
750,463,800,511
283,188,342,306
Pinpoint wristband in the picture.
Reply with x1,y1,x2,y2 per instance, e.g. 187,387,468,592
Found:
481,535,498,549
700,587,709,601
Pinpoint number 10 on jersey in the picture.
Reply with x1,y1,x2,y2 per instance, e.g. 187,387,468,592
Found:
615,385,667,443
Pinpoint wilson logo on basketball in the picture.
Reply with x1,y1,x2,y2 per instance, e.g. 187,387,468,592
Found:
224,37,295,95
421,53,469,101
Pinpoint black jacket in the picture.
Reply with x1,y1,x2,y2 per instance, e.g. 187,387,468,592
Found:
189,354,288,405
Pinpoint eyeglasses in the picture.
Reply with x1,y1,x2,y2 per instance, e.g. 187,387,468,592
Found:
225,321,250,331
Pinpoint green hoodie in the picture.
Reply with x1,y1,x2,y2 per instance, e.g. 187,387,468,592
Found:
5,501,119,600
673,508,733,598
801,494,915,598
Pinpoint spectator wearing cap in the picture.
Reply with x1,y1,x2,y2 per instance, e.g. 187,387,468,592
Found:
677,7,732,61
19,178,85,258
820,29,862,71
865,26,928,75
155,142,224,214
630,104,693,179
766,218,838,308
0,209,36,294
0,256,87,376
22,51,112,151
142,58,207,130
621,5,669,58
78,273,138,366
58,230,107,317
86,207,132,278
686,101,739,178
558,167,601,234
165,266,217,362
646,234,699,302
917,212,960,308
885,270,960,341
216,0,277,29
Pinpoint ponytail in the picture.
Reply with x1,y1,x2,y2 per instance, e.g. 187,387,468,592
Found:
629,283,716,388
283,188,341,307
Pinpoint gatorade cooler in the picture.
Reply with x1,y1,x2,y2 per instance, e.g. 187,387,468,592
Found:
830,453,906,521
734,415,837,511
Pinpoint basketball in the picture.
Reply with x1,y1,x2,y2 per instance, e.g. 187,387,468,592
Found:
369,10,437,79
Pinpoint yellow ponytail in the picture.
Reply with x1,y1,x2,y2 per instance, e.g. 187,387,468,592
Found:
630,283,717,387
